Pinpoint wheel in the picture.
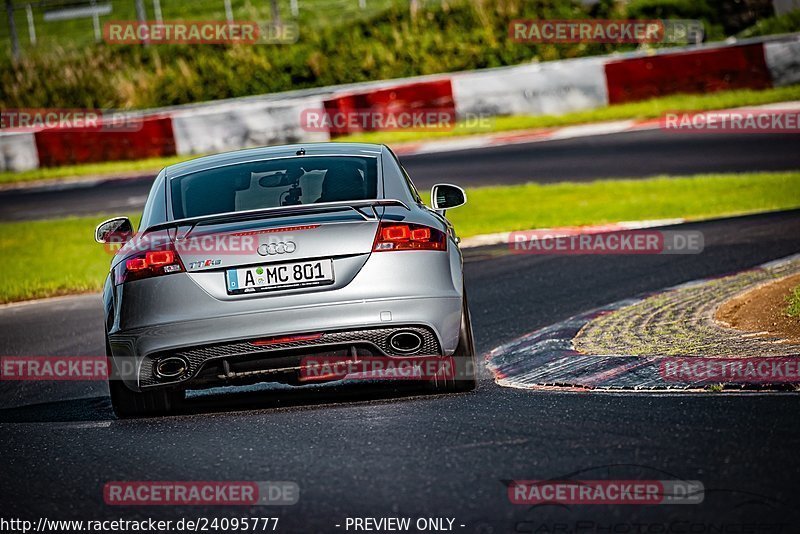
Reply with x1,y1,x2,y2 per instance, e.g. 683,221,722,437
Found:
430,287,477,393
106,340,183,418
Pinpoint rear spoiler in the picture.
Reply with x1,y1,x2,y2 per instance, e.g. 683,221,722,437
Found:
144,199,410,233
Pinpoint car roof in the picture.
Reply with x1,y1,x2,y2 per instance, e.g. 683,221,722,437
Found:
164,143,386,179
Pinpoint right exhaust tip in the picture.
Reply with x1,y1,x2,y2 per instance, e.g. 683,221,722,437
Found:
154,356,188,379
388,331,423,354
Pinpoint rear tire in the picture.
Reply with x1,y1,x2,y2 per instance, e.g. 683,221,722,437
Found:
107,341,183,418
430,287,477,393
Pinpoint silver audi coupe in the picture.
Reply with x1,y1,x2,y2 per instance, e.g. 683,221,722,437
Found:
95,143,476,417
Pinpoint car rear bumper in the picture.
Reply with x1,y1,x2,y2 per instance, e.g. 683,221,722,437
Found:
108,294,462,391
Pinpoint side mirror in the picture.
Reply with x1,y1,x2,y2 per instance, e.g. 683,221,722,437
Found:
431,183,467,215
95,217,134,244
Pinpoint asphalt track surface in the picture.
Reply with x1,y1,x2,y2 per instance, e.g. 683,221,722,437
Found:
1,210,800,530
2,129,800,221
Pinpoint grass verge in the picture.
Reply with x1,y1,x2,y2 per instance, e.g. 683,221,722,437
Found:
1,171,799,304
439,171,800,237
0,215,139,304
2,86,799,186
0,155,196,186
787,285,800,318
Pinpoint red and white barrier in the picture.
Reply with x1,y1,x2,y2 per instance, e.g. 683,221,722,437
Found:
1,33,797,172
604,43,773,104
34,115,176,167
171,96,330,155
322,78,455,136
0,133,39,172
452,56,609,118
765,38,800,86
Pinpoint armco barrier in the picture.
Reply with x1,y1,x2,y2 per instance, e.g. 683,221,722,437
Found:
0,133,39,172
33,116,176,167
604,43,773,104
322,79,454,136
452,56,609,118
765,37,800,87
172,97,329,156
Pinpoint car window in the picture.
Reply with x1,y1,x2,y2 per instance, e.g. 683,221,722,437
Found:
169,156,379,219
386,148,423,204
139,170,168,230
400,163,423,204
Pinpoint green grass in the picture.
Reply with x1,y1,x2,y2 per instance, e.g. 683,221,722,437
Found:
1,0,406,53
3,86,799,186
0,214,139,303
2,171,799,304
739,9,800,38
0,0,605,109
437,171,800,237
787,285,800,318
0,154,199,185
1,0,783,111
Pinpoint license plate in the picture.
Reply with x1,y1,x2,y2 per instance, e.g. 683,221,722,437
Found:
226,259,334,295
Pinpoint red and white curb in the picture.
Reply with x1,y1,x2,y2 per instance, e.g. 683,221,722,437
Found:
484,253,800,391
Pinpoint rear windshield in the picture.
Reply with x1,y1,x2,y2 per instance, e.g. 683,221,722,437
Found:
170,156,379,219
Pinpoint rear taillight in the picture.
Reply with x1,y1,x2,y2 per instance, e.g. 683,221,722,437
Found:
373,223,447,252
114,245,184,285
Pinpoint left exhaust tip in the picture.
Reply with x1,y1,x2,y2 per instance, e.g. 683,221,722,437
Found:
388,331,423,354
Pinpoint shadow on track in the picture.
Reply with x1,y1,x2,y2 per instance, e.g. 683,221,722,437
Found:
0,380,453,423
